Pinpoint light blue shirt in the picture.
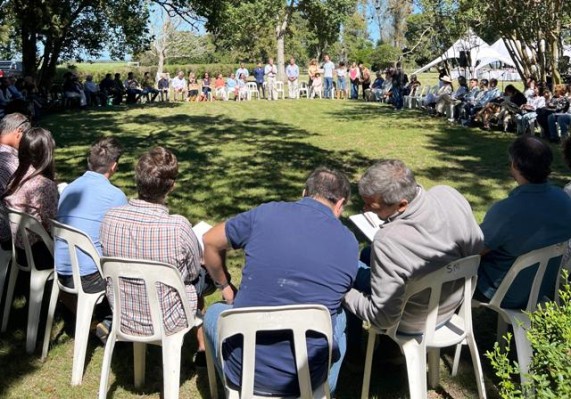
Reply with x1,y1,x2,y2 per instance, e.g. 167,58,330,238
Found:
226,78,237,89
323,61,335,78
286,64,299,79
55,171,128,276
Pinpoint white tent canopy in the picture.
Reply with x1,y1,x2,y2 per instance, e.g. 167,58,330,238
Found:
413,30,516,75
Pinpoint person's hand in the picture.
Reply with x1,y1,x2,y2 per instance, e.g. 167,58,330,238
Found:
221,283,237,305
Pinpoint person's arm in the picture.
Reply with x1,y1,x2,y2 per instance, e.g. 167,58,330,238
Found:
203,222,235,304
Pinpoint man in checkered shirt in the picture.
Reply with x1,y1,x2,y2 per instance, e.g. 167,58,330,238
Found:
100,147,202,337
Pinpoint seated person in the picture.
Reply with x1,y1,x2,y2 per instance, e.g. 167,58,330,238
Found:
203,167,358,397
454,78,479,122
99,73,115,101
225,73,238,99
62,72,87,107
171,71,187,101
84,75,105,106
403,74,421,96
536,84,569,139
201,72,212,99
369,72,384,101
496,85,527,131
214,74,227,101
124,72,143,103
157,73,170,101
101,147,205,344
435,76,468,117
187,73,200,101
476,137,571,308
236,74,248,101
141,72,159,103
547,106,571,143
423,75,453,109
310,73,323,98
344,160,483,352
462,79,500,126
112,73,126,105
2,127,58,271
515,86,546,135
56,137,127,293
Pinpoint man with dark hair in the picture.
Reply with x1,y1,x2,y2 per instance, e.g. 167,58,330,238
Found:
56,136,127,293
202,167,358,397
100,146,203,341
476,137,571,307
344,159,483,336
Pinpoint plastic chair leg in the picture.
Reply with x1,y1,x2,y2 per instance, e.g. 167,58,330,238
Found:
452,343,463,376
401,339,427,399
41,281,60,360
466,334,487,399
0,249,11,310
162,335,184,399
512,320,532,383
204,332,219,399
1,264,18,332
71,294,102,385
360,330,377,399
98,333,117,399
427,348,440,389
26,270,52,353
496,316,508,351
133,342,147,388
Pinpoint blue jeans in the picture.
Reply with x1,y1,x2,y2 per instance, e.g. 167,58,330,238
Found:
324,77,333,99
204,303,348,394
347,261,372,352
548,113,571,139
337,77,346,92
350,81,359,99
392,87,403,109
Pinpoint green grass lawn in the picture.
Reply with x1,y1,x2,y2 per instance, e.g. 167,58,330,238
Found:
1,98,567,398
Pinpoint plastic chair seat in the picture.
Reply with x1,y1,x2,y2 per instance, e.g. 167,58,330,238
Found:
205,304,333,399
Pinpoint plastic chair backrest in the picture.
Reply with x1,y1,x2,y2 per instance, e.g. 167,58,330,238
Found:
100,256,195,342
218,304,332,398
488,242,567,313
387,255,480,346
52,220,102,295
8,208,54,272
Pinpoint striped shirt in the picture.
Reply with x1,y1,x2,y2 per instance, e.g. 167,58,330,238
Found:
100,199,201,336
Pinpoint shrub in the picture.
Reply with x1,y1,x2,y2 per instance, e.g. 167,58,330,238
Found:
487,271,571,398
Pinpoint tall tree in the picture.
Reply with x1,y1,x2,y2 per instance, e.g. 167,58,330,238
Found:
193,0,356,80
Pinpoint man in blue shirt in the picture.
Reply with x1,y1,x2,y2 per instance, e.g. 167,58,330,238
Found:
252,62,265,99
55,137,128,293
476,136,571,308
203,167,358,396
322,54,335,99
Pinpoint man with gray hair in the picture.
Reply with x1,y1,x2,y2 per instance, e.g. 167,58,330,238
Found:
344,159,483,338
0,113,29,250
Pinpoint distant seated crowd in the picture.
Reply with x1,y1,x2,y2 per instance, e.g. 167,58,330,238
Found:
394,72,571,143
2,106,571,396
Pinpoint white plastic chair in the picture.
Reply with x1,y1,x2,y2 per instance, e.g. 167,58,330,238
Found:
361,255,486,399
98,257,197,399
298,82,309,99
247,82,259,100
1,208,55,354
275,81,286,100
410,86,427,109
0,244,12,317
204,304,333,399
42,220,106,385
463,242,568,384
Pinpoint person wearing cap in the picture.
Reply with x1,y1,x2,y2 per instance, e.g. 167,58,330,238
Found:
422,75,453,109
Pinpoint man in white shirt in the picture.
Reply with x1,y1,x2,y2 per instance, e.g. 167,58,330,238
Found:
264,58,278,101
285,58,299,99
235,62,249,80
322,54,335,99
171,71,187,101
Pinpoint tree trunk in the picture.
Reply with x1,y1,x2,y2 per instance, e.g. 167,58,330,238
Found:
157,50,165,78
275,21,287,81
20,23,37,77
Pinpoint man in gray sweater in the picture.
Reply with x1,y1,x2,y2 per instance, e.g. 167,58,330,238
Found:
344,160,484,334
